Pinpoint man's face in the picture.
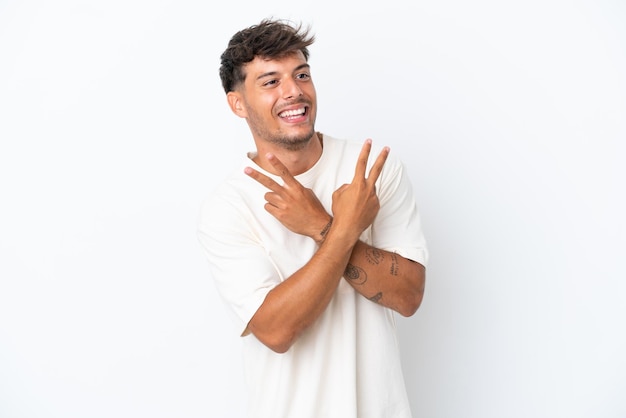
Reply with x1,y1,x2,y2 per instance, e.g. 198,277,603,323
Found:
231,51,317,151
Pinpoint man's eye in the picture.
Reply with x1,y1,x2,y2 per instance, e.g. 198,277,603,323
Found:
263,79,278,86
296,73,310,80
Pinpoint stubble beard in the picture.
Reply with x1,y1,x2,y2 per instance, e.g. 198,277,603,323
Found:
269,127,316,151
249,121,315,151
245,100,316,151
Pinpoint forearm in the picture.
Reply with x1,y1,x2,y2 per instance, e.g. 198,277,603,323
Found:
344,240,425,316
245,226,356,353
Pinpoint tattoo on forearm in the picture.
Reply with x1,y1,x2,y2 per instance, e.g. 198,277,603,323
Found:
390,253,399,276
319,217,333,243
365,248,384,265
344,263,367,285
369,292,383,303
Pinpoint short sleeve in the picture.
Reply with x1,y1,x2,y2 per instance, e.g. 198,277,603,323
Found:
197,192,282,335
372,154,429,267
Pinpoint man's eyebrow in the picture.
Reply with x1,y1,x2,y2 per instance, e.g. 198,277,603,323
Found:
256,71,278,81
256,63,311,81
294,63,311,72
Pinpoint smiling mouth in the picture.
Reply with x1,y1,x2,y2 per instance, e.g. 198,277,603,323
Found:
278,106,307,119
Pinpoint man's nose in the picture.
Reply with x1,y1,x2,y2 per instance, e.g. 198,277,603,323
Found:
282,79,303,100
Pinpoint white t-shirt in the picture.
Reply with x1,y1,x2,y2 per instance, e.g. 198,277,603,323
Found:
198,135,428,418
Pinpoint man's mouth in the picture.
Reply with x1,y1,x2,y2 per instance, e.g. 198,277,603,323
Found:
278,106,307,119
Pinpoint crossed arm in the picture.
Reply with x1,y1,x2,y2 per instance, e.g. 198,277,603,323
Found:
242,140,425,353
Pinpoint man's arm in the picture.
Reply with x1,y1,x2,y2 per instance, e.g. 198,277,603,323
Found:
242,140,388,353
344,241,425,317
242,222,357,353
246,141,425,319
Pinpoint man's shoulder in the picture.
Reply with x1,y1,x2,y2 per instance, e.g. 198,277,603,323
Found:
198,165,254,215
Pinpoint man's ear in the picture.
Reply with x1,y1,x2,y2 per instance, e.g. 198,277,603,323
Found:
227,92,247,118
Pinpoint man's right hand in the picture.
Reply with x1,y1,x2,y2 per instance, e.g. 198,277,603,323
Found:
244,154,332,243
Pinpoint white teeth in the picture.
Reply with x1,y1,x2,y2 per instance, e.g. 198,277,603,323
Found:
279,107,305,118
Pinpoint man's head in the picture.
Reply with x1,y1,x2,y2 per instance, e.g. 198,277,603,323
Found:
219,19,315,94
220,19,319,154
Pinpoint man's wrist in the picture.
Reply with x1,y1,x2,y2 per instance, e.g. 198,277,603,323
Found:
315,216,333,245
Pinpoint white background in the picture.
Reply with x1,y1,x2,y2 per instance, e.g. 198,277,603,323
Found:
1,0,624,417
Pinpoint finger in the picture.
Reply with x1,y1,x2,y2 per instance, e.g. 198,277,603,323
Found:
264,191,284,208
266,153,300,188
366,146,390,186
244,166,283,192
353,139,373,180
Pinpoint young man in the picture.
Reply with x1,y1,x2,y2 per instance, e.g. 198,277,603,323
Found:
198,18,428,418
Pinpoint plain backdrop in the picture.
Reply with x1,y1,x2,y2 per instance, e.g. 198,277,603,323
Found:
1,0,624,417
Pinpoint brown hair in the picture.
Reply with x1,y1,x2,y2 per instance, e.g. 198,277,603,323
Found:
219,18,315,93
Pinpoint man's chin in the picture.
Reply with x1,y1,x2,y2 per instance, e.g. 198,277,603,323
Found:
276,137,311,151
275,129,316,151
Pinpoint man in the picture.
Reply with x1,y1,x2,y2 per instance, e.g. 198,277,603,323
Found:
198,18,428,418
